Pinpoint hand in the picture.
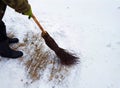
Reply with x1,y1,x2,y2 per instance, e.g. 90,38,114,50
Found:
23,8,33,19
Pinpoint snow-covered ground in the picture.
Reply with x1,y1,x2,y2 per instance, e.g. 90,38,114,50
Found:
0,0,120,88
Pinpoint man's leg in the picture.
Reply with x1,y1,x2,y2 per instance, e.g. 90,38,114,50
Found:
0,1,19,44
0,1,6,20
0,1,23,58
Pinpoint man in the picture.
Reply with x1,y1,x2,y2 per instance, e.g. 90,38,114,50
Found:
0,0,32,58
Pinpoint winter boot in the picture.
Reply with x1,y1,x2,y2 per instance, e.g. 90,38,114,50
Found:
0,21,23,58
8,37,19,44
0,40,23,58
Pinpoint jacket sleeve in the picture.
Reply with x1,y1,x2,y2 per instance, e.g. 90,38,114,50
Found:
2,0,31,14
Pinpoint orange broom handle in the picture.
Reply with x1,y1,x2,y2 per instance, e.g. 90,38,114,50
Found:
32,14,46,33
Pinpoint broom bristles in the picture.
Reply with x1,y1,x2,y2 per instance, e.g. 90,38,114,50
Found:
42,32,79,66
55,48,79,66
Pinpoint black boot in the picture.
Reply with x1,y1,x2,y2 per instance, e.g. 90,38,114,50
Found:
8,37,19,44
0,40,23,58
0,21,23,58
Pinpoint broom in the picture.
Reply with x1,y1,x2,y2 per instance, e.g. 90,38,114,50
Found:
32,14,79,66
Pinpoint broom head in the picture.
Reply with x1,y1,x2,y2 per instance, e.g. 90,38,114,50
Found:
42,32,79,66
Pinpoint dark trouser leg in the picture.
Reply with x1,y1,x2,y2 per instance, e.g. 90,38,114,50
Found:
0,21,7,41
0,1,7,41
0,1,19,43
0,20,19,43
0,0,7,20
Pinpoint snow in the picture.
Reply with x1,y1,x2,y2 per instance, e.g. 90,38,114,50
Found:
0,0,120,88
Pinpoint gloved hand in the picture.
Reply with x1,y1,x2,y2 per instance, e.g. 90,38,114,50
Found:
23,8,33,19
